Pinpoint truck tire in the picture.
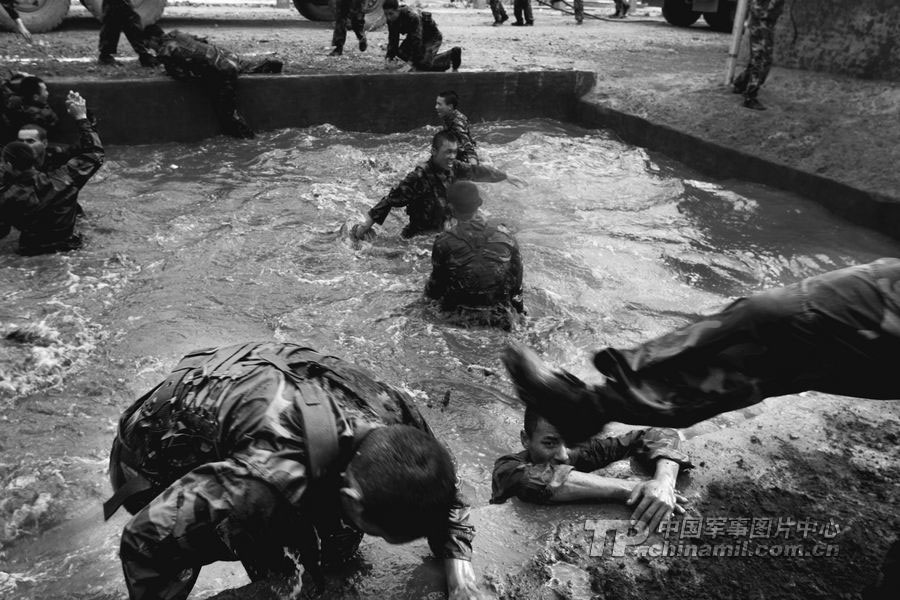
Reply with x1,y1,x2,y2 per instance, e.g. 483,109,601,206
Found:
81,0,167,27
662,0,700,28
4,0,71,33
703,2,735,32
293,0,385,31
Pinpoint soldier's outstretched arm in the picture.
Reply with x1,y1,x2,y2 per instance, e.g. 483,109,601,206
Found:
59,92,104,189
119,460,301,600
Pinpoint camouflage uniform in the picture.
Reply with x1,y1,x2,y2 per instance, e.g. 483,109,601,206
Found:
0,118,104,255
573,0,584,23
1,73,59,143
732,0,786,101
99,0,153,61
425,212,524,328
489,0,508,25
106,342,475,600
513,0,534,25
368,159,507,238
491,427,691,504
530,258,900,437
386,7,455,72
154,30,283,138
441,108,479,164
332,0,366,51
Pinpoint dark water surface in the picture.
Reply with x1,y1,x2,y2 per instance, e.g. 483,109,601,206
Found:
1,120,898,599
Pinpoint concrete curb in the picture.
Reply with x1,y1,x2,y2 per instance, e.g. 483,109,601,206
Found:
574,100,900,241
46,71,597,144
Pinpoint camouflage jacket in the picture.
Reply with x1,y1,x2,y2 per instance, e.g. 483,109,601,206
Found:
156,30,242,80
386,7,442,60
369,158,506,237
0,119,103,249
491,427,692,504
425,212,523,309
442,109,478,163
115,342,475,564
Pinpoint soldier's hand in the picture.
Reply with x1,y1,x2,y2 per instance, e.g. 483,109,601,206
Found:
65,91,88,120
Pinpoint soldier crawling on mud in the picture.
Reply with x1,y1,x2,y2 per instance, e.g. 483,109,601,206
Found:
143,25,284,139
492,406,691,533
435,90,479,164
383,0,462,72
352,130,521,240
104,341,482,600
425,181,524,329
0,91,104,256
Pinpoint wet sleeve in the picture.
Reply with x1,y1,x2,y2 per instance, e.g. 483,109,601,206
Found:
490,454,575,505
60,119,104,190
424,237,450,299
427,485,475,561
386,20,399,58
573,428,693,472
119,460,302,600
1,1,18,20
367,167,420,225
457,162,507,183
509,237,524,310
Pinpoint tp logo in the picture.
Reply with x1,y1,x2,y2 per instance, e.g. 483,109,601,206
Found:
585,520,651,557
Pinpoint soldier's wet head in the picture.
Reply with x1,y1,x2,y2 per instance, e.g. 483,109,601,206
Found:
16,124,47,165
18,76,48,105
446,181,482,218
1,140,38,173
383,0,400,22
431,130,459,171
339,424,457,544
435,90,459,119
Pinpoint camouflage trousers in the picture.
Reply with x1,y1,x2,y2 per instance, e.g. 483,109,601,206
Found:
733,0,786,99
581,258,900,428
332,0,366,49
489,0,507,23
397,37,454,72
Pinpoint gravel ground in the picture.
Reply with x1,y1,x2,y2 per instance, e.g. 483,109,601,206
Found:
2,1,899,203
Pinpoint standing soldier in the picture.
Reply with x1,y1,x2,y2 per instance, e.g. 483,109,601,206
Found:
144,26,284,139
104,341,481,600
489,0,509,26
0,92,104,256
383,0,462,72
435,90,479,164
425,181,525,329
98,0,158,67
732,0,786,111
1,1,33,43
351,131,515,240
329,0,367,56
610,0,630,18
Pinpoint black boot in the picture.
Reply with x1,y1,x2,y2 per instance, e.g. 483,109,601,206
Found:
743,96,766,110
450,47,462,71
328,46,343,56
359,34,368,52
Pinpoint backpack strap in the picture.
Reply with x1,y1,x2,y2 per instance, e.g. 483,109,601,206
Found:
256,351,340,480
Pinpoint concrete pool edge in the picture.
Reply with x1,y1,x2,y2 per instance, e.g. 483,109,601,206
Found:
574,100,900,242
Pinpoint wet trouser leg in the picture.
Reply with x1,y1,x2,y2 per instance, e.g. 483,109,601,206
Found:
573,0,584,22
119,461,300,600
522,0,534,23
513,0,524,23
734,0,785,99
99,0,149,57
410,38,453,72
579,259,900,429
208,71,254,138
331,0,365,49
489,0,508,22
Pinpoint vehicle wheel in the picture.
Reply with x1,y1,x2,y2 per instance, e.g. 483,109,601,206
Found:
5,0,71,33
81,0,167,27
662,0,701,28
293,0,385,31
703,2,735,32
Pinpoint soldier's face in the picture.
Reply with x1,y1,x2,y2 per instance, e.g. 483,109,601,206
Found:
432,140,458,170
384,9,400,22
36,83,49,103
434,96,452,118
17,128,46,165
521,417,572,466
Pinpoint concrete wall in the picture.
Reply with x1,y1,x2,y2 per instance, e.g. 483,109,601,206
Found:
46,71,596,145
775,0,900,81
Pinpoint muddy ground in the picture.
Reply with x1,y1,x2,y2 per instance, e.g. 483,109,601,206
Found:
1,2,899,600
